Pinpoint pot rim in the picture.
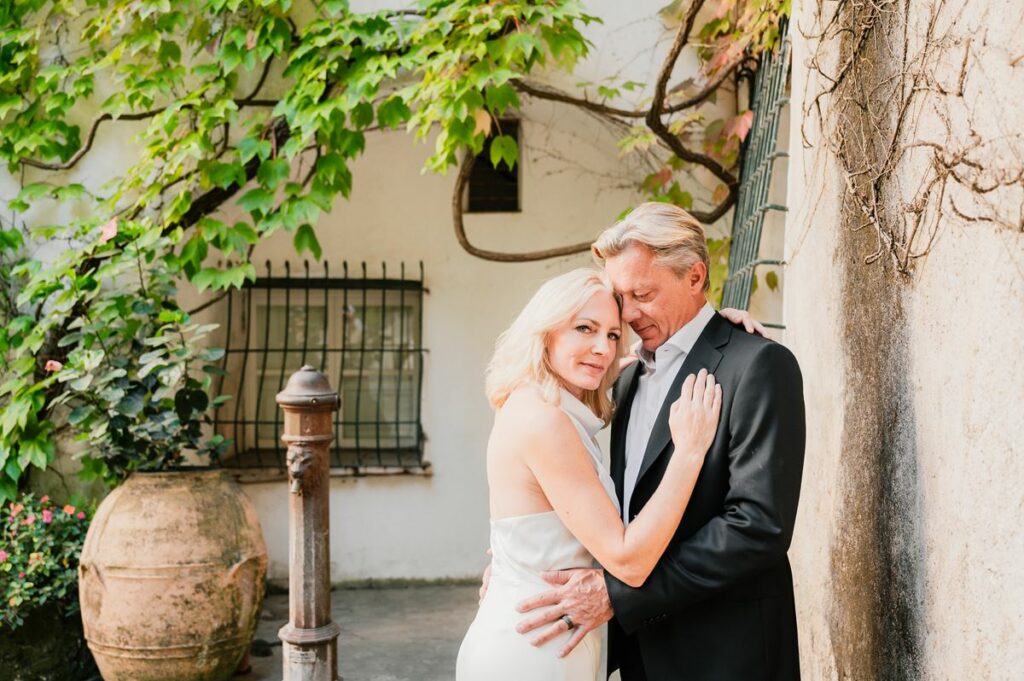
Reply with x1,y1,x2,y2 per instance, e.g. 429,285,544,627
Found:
129,466,227,477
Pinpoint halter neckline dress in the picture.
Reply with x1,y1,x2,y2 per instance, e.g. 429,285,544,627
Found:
456,388,619,681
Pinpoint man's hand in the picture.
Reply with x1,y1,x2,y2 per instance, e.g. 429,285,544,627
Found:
515,568,614,658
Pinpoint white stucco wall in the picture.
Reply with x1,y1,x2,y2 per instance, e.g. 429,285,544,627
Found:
237,112,635,582
5,1,781,585
208,1,751,583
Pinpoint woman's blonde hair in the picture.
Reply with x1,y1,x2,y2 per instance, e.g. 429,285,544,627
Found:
485,268,624,423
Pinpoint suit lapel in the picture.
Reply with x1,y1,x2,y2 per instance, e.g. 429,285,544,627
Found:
611,361,641,503
634,313,732,487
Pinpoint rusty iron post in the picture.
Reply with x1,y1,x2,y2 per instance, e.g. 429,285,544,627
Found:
276,365,341,681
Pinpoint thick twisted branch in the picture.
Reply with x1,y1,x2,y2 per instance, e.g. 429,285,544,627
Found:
646,1,738,223
20,109,166,171
512,55,741,120
19,94,280,173
21,53,281,174
166,116,292,233
451,154,591,262
511,0,740,228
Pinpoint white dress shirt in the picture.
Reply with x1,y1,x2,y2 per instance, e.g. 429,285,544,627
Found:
622,302,715,524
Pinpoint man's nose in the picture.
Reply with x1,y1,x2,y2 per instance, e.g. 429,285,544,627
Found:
621,300,641,322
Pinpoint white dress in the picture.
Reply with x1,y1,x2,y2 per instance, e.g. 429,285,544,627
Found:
456,389,620,681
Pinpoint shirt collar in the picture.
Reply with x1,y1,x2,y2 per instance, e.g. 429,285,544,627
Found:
636,302,715,370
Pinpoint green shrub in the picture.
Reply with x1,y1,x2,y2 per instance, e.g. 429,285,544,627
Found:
0,493,91,629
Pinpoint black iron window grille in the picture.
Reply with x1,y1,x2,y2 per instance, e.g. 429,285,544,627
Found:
209,261,427,474
467,119,520,213
721,24,790,328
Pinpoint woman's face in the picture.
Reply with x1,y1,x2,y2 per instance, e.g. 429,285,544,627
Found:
546,290,622,397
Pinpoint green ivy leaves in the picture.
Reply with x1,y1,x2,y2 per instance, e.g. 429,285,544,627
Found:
293,224,322,261
0,0,598,499
489,134,518,170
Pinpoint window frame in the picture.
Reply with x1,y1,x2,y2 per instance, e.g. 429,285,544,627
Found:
209,262,429,479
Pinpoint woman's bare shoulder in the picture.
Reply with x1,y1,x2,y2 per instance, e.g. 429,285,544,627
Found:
497,385,575,439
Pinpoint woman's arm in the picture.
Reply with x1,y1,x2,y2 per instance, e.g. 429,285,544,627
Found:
522,371,721,587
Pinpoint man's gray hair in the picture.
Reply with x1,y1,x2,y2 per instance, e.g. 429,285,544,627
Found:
591,202,711,291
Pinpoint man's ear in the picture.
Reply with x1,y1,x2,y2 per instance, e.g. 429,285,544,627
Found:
688,261,709,292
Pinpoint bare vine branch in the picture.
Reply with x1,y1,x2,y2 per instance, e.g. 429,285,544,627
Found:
19,94,280,173
801,0,1024,274
20,109,167,171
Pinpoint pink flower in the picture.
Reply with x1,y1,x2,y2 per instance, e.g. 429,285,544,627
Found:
99,218,118,244
39,495,49,504
42,510,53,524
0,550,8,562
10,503,22,516
23,514,35,526
17,572,24,579
63,505,75,515
76,511,86,520
44,360,63,372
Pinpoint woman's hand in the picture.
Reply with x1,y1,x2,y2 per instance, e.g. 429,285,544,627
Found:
619,353,639,371
668,369,722,460
720,307,768,337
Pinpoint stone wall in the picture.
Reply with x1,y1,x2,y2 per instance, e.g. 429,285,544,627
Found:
785,0,1024,678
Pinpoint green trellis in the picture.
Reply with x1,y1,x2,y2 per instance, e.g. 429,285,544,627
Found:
721,27,791,326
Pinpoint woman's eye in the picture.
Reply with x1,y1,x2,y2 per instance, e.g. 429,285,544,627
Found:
575,325,593,333
609,333,621,341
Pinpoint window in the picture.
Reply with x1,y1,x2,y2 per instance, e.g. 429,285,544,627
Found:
467,119,520,213
210,262,427,473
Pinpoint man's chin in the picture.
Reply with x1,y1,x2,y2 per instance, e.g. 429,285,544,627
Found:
639,339,661,353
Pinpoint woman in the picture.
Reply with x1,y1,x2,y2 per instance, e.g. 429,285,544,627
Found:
456,268,754,681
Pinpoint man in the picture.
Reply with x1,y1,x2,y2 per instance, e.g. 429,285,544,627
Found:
515,202,806,680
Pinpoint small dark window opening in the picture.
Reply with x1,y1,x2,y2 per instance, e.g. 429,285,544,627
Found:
467,120,520,213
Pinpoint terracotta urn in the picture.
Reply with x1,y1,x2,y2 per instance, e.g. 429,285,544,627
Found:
78,469,267,681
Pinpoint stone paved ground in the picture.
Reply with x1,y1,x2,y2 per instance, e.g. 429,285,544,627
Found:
247,585,479,681
246,585,624,681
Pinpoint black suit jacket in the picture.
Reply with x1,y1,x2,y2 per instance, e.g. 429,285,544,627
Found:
605,312,805,681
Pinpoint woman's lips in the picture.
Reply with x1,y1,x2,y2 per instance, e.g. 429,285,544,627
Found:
580,362,605,374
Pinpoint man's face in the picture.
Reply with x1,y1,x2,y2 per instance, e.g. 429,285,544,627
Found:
604,243,707,353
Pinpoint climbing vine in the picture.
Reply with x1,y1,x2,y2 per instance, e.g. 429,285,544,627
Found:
0,0,790,497
800,0,1024,274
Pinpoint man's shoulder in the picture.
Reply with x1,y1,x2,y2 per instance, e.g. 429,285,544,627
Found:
719,322,799,371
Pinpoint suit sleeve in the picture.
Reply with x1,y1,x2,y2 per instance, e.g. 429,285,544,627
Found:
605,341,806,634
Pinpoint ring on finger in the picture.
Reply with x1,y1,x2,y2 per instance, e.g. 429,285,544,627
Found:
561,614,576,630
